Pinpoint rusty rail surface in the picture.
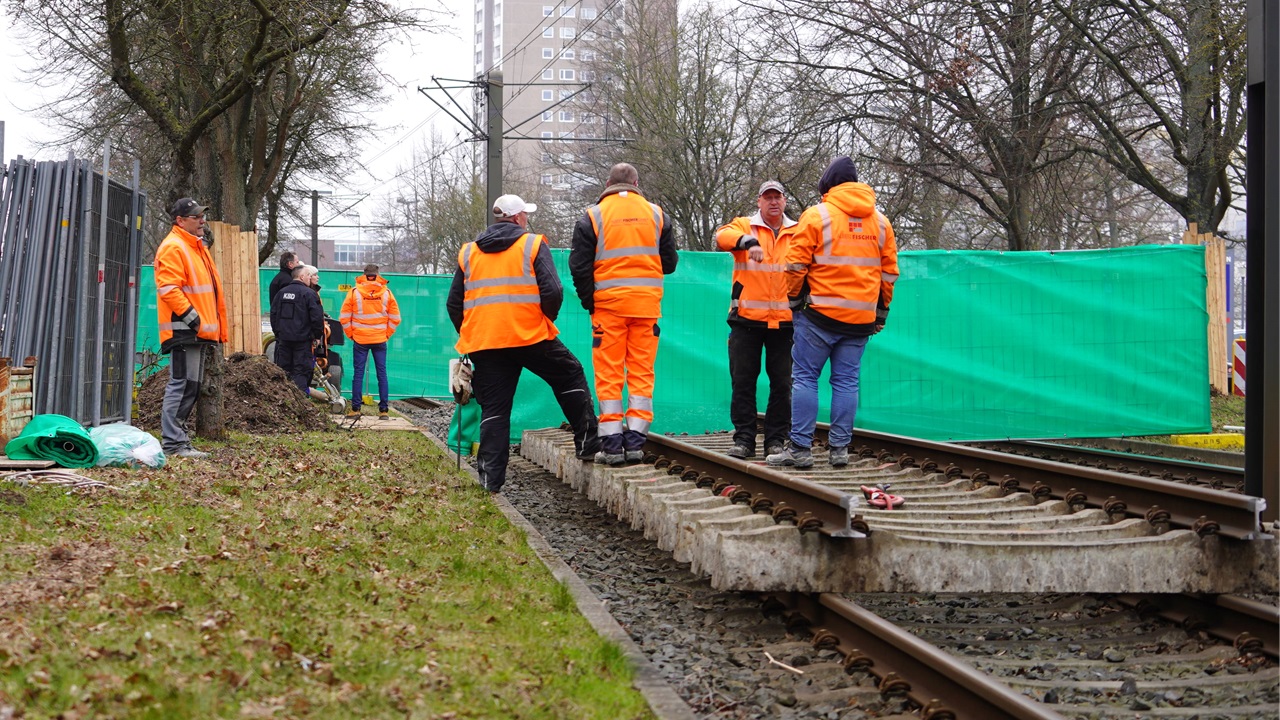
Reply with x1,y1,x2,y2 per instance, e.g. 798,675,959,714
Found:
643,433,864,538
770,592,1067,720
809,423,1268,540
1113,593,1280,659
966,439,1245,490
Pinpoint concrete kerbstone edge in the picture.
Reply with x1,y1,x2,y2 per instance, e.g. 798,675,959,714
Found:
421,428,696,720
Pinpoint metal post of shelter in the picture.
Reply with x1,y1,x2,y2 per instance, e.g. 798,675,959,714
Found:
486,70,504,210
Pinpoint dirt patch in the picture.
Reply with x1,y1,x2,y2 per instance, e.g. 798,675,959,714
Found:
0,540,118,616
135,351,331,434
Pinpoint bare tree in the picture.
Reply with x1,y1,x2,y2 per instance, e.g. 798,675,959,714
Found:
1055,0,1246,234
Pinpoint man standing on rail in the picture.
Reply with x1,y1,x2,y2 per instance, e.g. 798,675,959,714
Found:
155,198,228,459
767,156,899,469
447,194,601,493
715,180,799,460
569,163,679,466
340,263,400,420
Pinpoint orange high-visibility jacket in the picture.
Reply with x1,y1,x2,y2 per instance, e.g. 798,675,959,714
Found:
455,233,558,354
588,191,666,318
340,275,401,345
155,225,228,353
785,182,899,330
714,212,798,329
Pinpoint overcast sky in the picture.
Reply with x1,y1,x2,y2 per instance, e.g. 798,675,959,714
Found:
0,4,472,222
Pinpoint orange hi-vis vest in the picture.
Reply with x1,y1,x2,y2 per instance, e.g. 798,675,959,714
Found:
588,191,665,318
455,233,558,354
155,225,228,350
714,212,798,329
796,202,899,325
340,275,401,345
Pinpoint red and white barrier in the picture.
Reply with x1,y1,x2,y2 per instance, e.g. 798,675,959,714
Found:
1233,338,1246,396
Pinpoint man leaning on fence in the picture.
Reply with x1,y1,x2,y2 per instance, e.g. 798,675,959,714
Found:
447,194,601,494
155,198,228,459
715,180,798,460
767,156,899,470
340,263,400,420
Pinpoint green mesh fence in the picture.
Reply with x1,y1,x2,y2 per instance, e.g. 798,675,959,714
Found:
136,244,1209,441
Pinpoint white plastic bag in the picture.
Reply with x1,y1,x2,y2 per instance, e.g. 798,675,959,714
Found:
89,424,166,468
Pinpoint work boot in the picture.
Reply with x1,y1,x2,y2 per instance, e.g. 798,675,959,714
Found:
378,409,389,420
766,441,813,469
624,450,645,463
727,444,752,459
594,451,625,467
346,407,361,419
828,445,849,467
765,443,784,458
173,446,210,459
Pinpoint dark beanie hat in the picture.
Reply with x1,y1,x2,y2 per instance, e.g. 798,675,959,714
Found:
818,156,859,195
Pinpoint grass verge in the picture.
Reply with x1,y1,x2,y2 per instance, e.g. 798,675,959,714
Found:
0,429,654,719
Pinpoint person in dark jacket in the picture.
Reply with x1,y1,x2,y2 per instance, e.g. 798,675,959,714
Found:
446,194,600,493
268,251,301,362
270,265,325,393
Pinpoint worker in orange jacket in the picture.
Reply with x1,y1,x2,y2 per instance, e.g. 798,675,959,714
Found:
155,198,229,459
569,163,679,466
714,180,798,460
339,264,401,419
767,156,900,470
447,194,600,493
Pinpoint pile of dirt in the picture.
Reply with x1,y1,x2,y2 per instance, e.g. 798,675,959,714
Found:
135,351,332,434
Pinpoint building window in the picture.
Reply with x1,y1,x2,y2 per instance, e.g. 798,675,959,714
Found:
541,68,553,80
542,110,554,121
559,90,571,100
542,5,553,16
560,6,575,16
581,112,595,124
582,7,597,19
542,26,553,38
561,48,575,60
581,70,596,82
559,110,574,121
560,26,575,39
542,89,554,101
541,152,552,163
541,174,553,185
475,51,482,65
542,47,554,59
559,131,574,141
475,31,482,44
334,244,364,265
582,50,595,62
541,131,553,141
559,69,575,81
475,9,483,22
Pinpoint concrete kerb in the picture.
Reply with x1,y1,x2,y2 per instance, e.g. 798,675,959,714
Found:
421,429,696,720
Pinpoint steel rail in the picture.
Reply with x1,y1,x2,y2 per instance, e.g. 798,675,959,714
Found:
966,439,1244,490
1112,593,1280,659
771,592,1066,720
643,433,864,538
810,423,1268,540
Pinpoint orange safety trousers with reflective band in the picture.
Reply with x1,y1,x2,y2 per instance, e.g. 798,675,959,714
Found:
340,277,401,345
588,192,665,318
455,233,558,354
714,214,796,328
591,310,658,437
155,226,228,346
798,204,899,325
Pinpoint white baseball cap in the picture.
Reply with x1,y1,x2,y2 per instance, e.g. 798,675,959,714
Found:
493,194,537,218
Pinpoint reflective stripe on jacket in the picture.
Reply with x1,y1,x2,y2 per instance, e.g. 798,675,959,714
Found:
455,233,558,353
785,182,900,329
588,191,665,317
714,212,798,329
155,225,228,353
340,275,401,345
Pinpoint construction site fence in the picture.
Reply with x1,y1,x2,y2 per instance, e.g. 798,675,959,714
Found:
0,151,146,426
137,243,1210,442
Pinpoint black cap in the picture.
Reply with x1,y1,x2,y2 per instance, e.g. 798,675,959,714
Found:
170,198,208,218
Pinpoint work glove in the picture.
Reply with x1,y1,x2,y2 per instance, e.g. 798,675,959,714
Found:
179,308,201,330
788,295,805,310
874,307,888,334
449,356,474,406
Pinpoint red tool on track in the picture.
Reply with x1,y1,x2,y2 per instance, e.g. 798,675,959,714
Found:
861,484,905,509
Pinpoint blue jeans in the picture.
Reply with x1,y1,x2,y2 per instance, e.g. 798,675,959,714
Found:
351,341,389,411
790,313,868,449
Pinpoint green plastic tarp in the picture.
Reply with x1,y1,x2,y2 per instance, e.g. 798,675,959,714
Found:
4,414,100,468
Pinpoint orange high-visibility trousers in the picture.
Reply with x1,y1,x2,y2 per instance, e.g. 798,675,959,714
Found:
591,309,659,444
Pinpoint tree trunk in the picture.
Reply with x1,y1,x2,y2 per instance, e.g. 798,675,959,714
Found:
194,345,226,441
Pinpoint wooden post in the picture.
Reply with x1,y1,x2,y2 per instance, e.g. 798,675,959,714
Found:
1183,224,1229,395
203,220,262,356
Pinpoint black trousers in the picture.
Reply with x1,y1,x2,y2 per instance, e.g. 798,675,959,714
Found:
276,339,314,394
727,324,793,452
470,339,600,492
